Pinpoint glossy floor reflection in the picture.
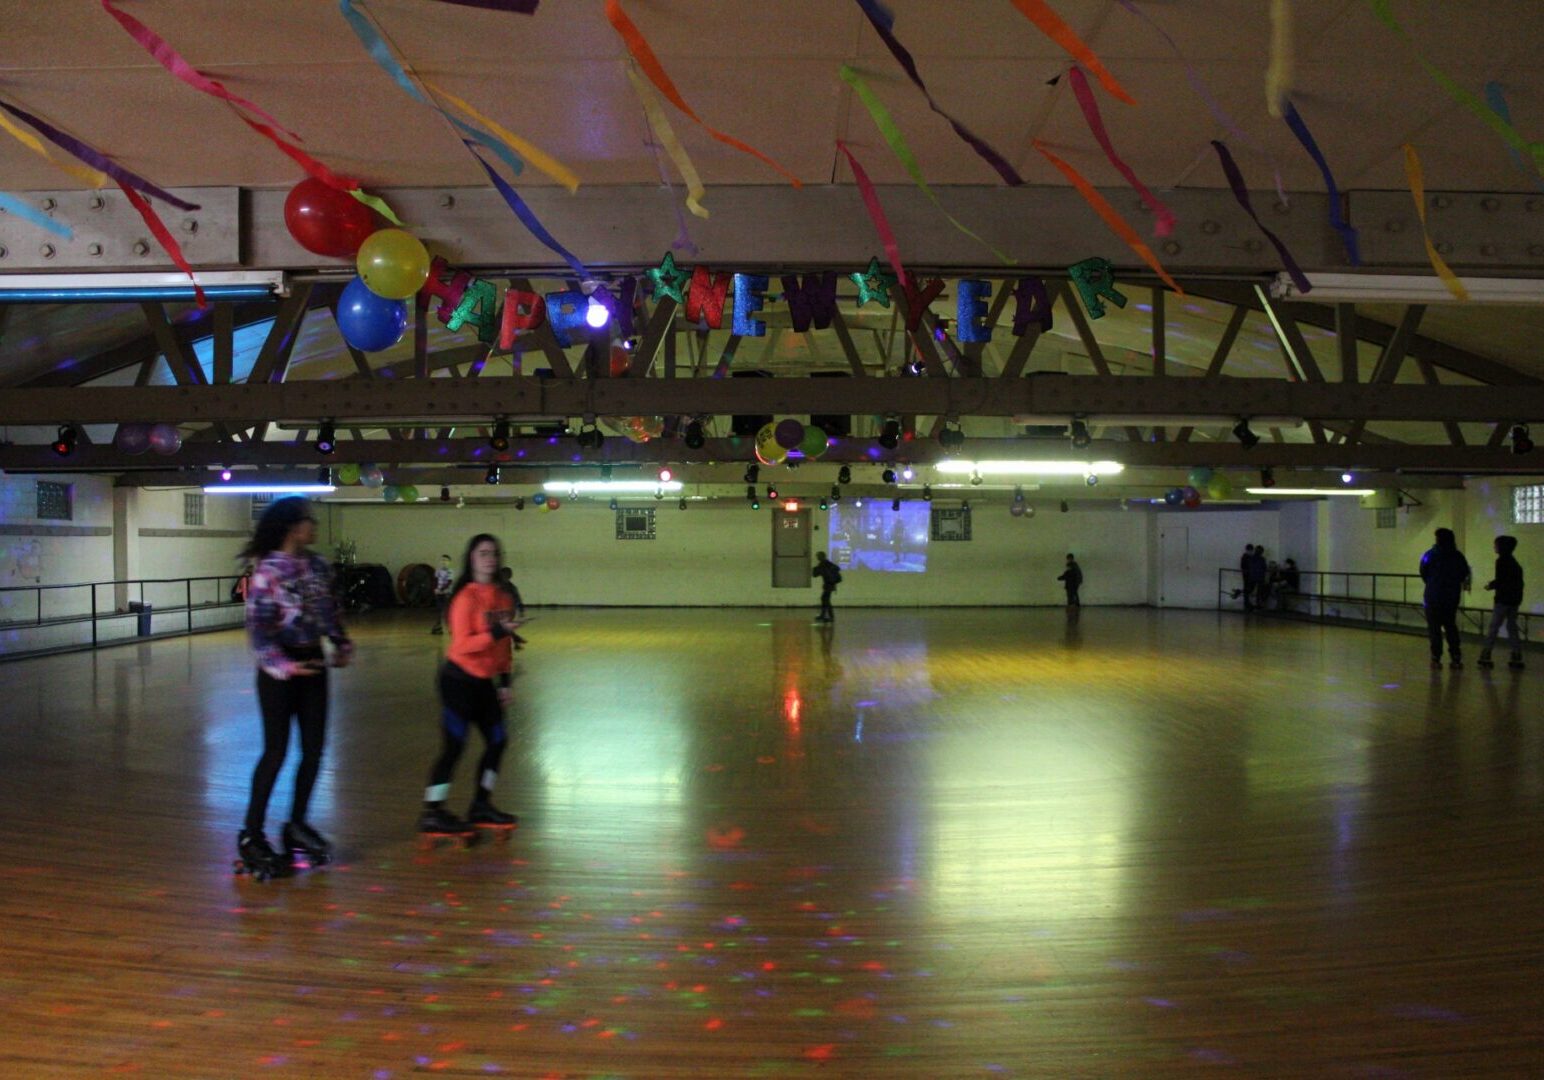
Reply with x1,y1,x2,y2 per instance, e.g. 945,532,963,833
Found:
1,608,1541,1077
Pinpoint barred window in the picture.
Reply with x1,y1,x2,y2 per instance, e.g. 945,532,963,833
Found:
1512,485,1544,525
183,492,205,526
251,494,274,522
36,481,72,521
1376,507,1397,529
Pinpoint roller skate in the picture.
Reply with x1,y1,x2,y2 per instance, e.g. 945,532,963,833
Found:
234,829,293,882
1509,653,1525,670
1477,651,1494,669
282,820,332,869
467,800,518,843
418,806,474,849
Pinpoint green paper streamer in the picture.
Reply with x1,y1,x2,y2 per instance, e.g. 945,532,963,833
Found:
839,65,1015,266
348,188,405,227
1369,0,1544,175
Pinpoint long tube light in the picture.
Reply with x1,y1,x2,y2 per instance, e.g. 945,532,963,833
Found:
0,270,287,303
933,460,1124,476
543,480,684,494
204,483,336,495
1245,487,1375,496
1270,271,1544,305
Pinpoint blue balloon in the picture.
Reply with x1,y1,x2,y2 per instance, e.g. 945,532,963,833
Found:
1164,488,1183,506
337,275,407,352
532,492,547,506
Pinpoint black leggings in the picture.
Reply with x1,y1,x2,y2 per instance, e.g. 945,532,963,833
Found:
426,663,508,806
1426,600,1462,660
246,666,328,832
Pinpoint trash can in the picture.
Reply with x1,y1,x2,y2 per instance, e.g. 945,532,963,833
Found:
128,601,153,636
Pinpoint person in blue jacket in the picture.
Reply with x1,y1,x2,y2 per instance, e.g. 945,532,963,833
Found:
1419,527,1471,669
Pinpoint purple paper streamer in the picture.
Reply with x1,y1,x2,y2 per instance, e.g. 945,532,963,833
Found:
0,99,199,211
464,141,589,279
1112,0,1288,205
853,0,1024,186
1212,141,1310,295
1281,99,1360,265
432,0,538,11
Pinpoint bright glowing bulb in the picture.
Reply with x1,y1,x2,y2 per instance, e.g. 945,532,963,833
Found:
658,467,673,483
902,466,914,481
1341,472,1355,484
585,298,609,328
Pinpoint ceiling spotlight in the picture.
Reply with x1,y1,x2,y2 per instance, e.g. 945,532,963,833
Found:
601,463,613,481
901,466,914,482
220,467,233,483
922,484,932,501
315,421,337,456
1511,423,1534,454
853,498,863,507
1069,419,1091,449
819,497,828,510
1341,472,1355,484
938,425,965,451
51,424,78,457
750,495,761,510
1013,486,1025,503
490,419,511,452
837,465,851,485
746,484,756,500
831,484,841,499
1060,500,1069,513
891,497,901,512
456,496,467,509
961,499,969,511
878,417,901,449
658,467,673,483
585,297,609,328
684,419,706,449
679,498,687,510
514,496,525,510
609,497,619,511
970,471,983,486
767,484,779,500
576,425,603,449
1232,418,1260,450
485,464,501,485
440,485,451,502
1259,467,1276,488
882,468,897,485
744,464,760,484
655,487,664,500
1085,473,1099,487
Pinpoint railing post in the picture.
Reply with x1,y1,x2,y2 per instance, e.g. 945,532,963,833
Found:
186,579,192,635
91,585,98,649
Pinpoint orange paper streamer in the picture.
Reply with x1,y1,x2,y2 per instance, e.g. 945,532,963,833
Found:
1032,140,1181,295
604,0,801,187
1009,0,1134,105
1402,143,1468,301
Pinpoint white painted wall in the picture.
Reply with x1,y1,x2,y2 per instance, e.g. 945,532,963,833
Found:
0,473,114,622
1154,509,1282,608
1460,476,1544,616
324,498,1158,608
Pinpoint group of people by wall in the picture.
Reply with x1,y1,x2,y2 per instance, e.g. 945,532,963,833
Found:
1420,529,1525,670
1235,545,1301,611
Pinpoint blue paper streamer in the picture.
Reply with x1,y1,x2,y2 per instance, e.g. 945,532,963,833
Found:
1212,140,1311,296
0,191,73,238
467,142,589,279
1281,99,1360,265
1484,82,1544,193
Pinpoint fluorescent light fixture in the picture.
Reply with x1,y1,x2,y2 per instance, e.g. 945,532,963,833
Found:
543,480,684,494
934,460,1124,476
0,270,288,303
1245,487,1375,496
204,483,336,494
1269,271,1544,305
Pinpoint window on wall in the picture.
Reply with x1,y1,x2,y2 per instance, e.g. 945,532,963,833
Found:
251,494,273,521
36,481,72,521
183,492,206,527
1376,507,1397,529
1512,485,1544,525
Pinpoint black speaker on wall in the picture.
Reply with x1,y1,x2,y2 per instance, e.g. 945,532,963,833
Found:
731,370,774,437
809,371,851,437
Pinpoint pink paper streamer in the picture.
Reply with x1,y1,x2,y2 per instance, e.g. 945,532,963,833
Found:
836,140,910,288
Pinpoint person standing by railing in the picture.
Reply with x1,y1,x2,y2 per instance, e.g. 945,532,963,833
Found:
236,497,354,880
1478,535,1525,670
1420,528,1471,670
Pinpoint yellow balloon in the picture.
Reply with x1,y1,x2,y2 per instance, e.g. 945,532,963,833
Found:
356,229,431,300
755,422,787,465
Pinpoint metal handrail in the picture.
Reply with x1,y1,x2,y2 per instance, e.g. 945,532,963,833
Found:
0,573,248,660
1216,566,1532,643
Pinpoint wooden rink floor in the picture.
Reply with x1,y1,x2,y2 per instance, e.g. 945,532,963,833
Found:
1,607,1542,1078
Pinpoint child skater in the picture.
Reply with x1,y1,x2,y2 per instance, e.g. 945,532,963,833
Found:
237,497,353,880
1478,534,1525,670
420,533,521,838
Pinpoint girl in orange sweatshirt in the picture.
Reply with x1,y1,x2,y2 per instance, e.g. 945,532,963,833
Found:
420,533,521,835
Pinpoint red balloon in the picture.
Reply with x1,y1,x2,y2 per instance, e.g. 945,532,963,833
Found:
283,178,376,257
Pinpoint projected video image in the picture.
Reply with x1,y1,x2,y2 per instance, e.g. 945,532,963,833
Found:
827,501,929,574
